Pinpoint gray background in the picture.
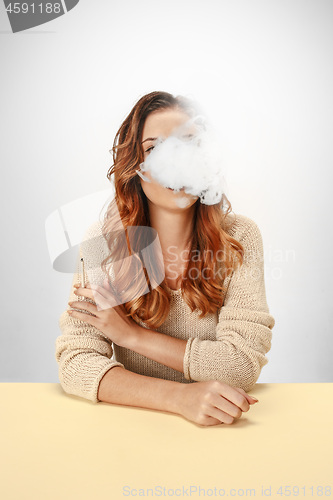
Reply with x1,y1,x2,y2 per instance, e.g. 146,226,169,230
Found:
1,0,332,383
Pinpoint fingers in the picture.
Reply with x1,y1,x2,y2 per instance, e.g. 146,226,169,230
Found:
74,285,118,310
234,387,259,405
67,308,99,327
202,416,226,426
73,286,95,300
68,300,97,315
215,383,250,413
210,393,243,419
74,285,103,302
204,407,235,425
86,283,111,300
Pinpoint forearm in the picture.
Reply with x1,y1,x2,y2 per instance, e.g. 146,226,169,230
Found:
97,365,184,415
124,326,187,373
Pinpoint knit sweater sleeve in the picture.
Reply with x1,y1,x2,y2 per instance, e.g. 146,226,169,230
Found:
55,222,125,403
183,215,275,392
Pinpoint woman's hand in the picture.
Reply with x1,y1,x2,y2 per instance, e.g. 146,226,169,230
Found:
175,380,259,426
67,278,141,347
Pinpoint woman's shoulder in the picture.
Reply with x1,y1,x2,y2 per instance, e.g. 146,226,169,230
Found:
223,211,263,245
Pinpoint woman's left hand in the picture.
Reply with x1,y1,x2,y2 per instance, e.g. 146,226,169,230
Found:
67,278,141,348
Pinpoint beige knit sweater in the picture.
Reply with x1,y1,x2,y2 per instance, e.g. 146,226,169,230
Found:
55,212,275,403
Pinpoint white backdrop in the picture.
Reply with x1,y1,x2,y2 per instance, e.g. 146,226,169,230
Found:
1,0,332,383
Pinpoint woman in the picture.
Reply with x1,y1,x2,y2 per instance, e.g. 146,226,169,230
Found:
55,90,275,427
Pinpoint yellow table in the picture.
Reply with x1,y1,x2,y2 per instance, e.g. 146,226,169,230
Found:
1,383,332,499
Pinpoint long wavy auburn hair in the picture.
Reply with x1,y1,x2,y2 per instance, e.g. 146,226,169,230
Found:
100,91,244,329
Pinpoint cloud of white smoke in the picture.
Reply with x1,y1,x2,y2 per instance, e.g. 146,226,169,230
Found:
136,115,228,207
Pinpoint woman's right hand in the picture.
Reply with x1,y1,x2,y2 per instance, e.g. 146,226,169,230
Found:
175,380,258,426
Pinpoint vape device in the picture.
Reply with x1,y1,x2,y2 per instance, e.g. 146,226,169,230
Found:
80,257,85,287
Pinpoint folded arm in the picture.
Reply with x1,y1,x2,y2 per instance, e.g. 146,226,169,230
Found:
126,217,275,393
55,239,125,403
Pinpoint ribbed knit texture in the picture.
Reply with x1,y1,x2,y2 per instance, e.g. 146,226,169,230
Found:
55,212,275,403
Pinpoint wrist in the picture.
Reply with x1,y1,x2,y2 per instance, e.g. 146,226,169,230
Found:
170,381,187,415
119,323,142,350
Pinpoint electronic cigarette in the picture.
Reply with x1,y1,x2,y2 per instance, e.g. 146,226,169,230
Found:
80,257,85,287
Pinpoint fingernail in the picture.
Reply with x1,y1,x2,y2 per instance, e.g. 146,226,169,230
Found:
251,397,259,402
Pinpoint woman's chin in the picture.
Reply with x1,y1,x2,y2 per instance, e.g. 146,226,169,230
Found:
169,191,199,209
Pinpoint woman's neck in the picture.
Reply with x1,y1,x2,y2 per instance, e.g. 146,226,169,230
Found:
148,201,196,255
